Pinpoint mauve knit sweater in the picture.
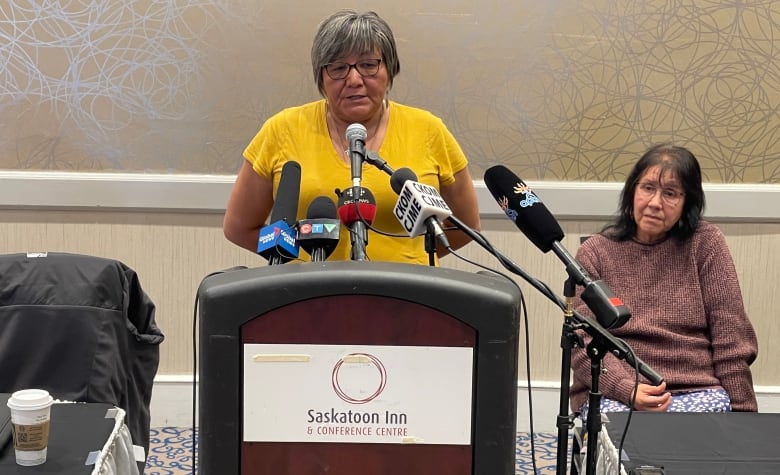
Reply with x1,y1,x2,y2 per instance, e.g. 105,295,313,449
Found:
570,221,758,413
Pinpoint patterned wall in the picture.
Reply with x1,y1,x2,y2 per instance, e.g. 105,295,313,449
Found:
1,0,778,182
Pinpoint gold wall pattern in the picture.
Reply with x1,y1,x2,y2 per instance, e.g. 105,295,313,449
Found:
0,1,778,182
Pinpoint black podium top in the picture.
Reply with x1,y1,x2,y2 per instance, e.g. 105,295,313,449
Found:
604,412,780,474
0,401,116,474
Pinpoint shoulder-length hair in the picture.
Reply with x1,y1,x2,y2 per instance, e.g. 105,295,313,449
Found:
311,10,400,96
603,144,705,242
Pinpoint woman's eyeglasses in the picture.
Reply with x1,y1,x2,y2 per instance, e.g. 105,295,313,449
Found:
636,182,685,205
323,59,382,80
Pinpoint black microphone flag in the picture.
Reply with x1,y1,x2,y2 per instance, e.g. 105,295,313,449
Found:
298,196,340,262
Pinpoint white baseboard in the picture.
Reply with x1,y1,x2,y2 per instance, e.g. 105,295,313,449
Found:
149,375,198,428
150,376,780,432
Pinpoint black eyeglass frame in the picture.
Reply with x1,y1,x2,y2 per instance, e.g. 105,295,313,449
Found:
322,59,383,80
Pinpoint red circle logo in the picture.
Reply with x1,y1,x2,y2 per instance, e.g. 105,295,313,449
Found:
331,353,387,404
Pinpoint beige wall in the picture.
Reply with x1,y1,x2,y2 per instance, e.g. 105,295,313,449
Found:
1,209,777,386
1,1,779,183
1,0,777,389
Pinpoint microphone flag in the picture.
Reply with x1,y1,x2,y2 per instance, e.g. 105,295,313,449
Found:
392,177,452,238
299,196,341,262
256,220,299,259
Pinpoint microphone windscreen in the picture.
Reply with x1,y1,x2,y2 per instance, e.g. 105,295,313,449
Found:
390,168,418,195
346,123,367,142
306,196,338,219
269,160,302,225
337,187,377,225
483,165,564,253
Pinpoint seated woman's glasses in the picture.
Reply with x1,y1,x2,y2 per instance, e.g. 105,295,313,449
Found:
636,182,685,205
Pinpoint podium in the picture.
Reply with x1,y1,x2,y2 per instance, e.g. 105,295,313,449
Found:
197,261,521,474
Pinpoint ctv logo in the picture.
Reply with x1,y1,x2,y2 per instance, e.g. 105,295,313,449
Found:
299,222,338,235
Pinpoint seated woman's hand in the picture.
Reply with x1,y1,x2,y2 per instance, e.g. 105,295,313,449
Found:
631,382,672,412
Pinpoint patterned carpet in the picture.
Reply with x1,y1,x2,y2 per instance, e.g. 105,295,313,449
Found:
144,428,565,474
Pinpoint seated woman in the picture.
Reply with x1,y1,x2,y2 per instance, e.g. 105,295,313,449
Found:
570,144,758,417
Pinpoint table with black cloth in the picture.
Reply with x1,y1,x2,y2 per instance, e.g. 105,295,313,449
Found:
0,400,138,474
596,411,780,474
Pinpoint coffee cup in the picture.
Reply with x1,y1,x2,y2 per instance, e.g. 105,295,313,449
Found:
6,389,54,466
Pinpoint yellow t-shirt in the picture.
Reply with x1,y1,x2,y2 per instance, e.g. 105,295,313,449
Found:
243,99,469,265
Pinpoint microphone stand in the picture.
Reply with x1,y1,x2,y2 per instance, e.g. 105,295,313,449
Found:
349,186,369,261
445,216,663,474
583,340,607,475
347,135,369,261
558,303,660,475
555,277,581,475
311,248,326,263
424,220,437,266
364,151,395,175
547,241,656,475
347,150,410,263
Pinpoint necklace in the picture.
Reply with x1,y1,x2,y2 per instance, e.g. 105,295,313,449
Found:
327,101,386,160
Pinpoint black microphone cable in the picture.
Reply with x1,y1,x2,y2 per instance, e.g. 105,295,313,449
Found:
441,242,540,474
616,345,642,475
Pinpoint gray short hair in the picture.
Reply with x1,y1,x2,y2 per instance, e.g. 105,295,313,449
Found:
311,10,400,96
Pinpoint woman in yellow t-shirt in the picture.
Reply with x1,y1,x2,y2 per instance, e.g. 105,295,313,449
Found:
223,10,480,265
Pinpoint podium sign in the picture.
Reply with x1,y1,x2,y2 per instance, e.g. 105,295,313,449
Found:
243,344,473,444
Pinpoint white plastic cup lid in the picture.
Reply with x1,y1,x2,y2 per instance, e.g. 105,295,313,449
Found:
7,389,54,411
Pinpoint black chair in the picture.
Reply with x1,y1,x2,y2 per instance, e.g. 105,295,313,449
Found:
0,252,164,472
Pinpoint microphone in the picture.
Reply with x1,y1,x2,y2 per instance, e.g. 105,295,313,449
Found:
336,187,377,226
336,186,376,261
346,123,367,188
390,168,451,249
256,160,301,264
483,165,564,252
297,196,340,262
483,164,630,329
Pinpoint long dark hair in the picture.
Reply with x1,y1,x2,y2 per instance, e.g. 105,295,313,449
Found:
603,144,705,242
